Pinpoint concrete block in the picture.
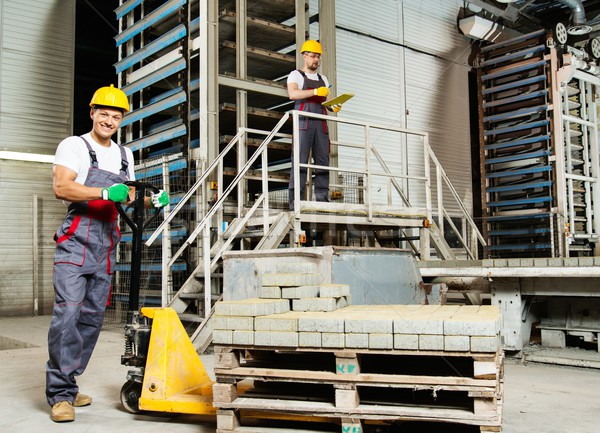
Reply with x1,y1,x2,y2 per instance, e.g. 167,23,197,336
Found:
298,316,344,333
255,315,299,332
259,286,281,299
345,333,369,349
336,356,360,374
541,329,566,348
322,332,345,348
216,409,240,431
578,257,595,267
444,316,499,337
547,258,563,267
281,285,320,299
212,383,237,404
232,330,254,345
341,418,363,433
394,333,419,350
336,296,349,309
319,284,350,298
419,334,444,351
293,297,337,312
507,259,520,268
299,332,321,348
471,335,500,353
394,317,444,335
224,298,289,317
444,335,470,352
519,258,534,267
345,318,393,334
369,333,393,349
213,316,254,331
213,330,233,345
254,331,299,347
335,389,359,408
262,273,321,287
276,261,317,274
493,259,508,267
214,302,232,316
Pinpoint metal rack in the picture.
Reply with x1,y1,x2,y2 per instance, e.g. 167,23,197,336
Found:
477,30,599,258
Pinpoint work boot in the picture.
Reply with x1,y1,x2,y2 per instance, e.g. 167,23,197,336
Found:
51,401,74,423
74,392,92,407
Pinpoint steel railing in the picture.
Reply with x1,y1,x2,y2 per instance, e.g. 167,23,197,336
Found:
147,109,486,316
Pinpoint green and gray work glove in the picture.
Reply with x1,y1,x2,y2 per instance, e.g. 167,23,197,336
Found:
101,183,129,203
151,189,169,208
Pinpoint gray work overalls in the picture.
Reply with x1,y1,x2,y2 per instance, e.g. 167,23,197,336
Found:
288,70,331,208
46,137,129,406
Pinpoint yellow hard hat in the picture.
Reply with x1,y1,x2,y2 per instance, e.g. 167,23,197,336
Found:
89,84,130,113
300,40,322,54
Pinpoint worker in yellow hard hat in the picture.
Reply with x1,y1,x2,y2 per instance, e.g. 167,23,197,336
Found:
287,40,340,209
46,84,168,423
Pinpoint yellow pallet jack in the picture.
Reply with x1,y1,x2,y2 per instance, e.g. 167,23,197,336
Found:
116,181,214,415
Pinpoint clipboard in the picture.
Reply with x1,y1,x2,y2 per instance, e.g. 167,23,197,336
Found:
322,92,355,107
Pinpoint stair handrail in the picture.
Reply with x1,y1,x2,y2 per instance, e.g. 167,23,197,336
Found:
425,145,487,259
164,113,291,268
145,127,248,247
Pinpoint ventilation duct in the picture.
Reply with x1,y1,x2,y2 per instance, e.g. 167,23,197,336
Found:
558,0,592,35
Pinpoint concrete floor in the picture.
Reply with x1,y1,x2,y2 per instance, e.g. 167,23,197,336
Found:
1,315,599,433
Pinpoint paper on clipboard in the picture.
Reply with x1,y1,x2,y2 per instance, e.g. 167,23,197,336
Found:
321,93,354,107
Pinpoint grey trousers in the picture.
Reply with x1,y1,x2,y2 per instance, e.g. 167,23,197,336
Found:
289,121,330,208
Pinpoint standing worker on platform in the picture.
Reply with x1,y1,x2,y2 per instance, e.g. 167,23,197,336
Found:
287,39,341,209
46,84,169,423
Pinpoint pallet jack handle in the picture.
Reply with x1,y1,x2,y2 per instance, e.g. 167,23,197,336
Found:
116,180,162,321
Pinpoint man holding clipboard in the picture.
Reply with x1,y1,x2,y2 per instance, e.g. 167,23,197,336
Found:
287,39,352,208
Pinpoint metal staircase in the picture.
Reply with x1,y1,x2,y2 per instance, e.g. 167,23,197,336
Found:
145,110,485,347
476,29,600,258
112,0,486,344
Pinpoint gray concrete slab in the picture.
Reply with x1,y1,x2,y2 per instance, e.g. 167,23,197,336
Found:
1,315,599,433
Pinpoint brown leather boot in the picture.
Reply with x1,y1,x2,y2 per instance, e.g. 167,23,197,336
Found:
74,393,92,407
51,401,75,422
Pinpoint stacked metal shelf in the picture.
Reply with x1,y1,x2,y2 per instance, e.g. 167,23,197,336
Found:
111,0,196,319
110,0,307,323
477,29,600,258
477,30,556,258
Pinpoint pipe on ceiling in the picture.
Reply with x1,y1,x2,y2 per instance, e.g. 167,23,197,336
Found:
558,0,592,34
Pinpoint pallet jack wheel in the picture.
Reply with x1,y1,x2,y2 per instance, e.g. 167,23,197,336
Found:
120,380,143,414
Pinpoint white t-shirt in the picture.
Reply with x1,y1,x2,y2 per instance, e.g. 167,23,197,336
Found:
287,70,330,89
54,132,135,185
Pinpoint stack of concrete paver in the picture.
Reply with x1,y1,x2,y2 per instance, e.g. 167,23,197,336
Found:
212,271,504,433
214,272,500,354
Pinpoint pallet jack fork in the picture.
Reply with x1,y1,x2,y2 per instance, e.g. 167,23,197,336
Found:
117,181,215,415
125,307,215,414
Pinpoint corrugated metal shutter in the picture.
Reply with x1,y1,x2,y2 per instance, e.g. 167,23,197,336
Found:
0,0,74,315
335,0,472,213
0,0,74,155
0,160,66,316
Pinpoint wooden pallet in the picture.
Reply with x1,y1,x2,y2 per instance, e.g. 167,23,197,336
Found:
213,345,503,432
